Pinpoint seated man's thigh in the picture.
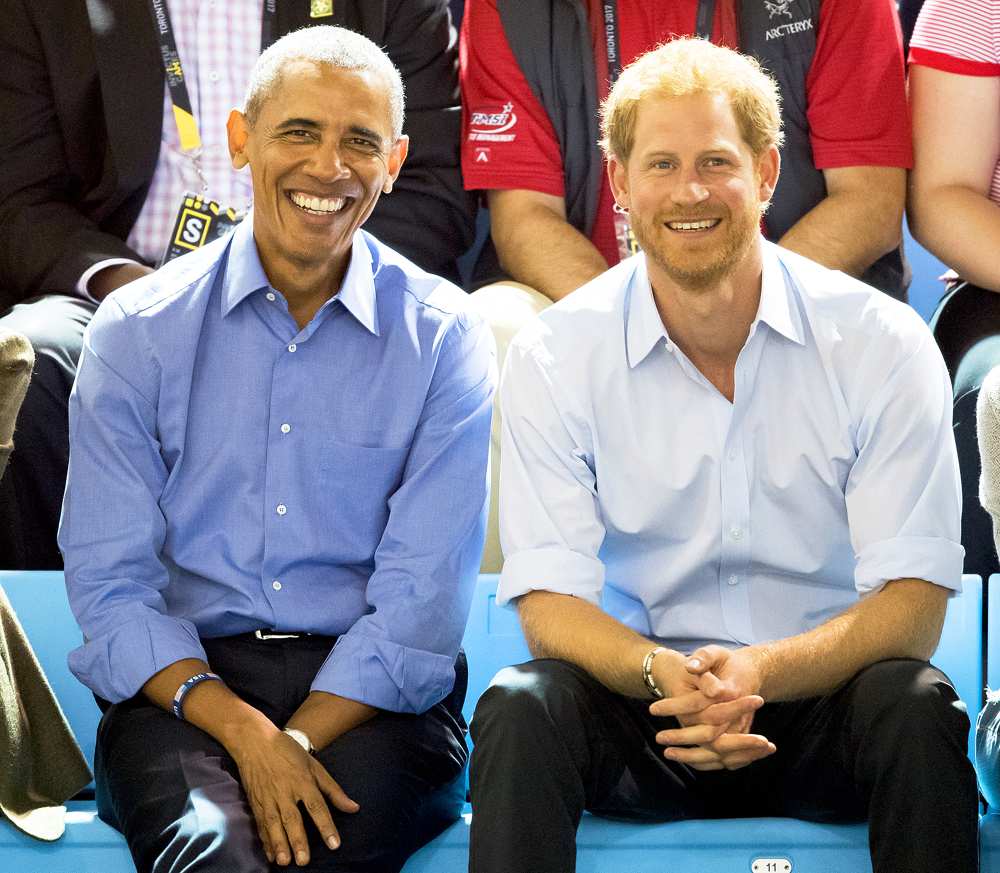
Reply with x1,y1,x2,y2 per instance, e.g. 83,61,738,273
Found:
309,705,467,873
96,696,267,873
759,659,973,821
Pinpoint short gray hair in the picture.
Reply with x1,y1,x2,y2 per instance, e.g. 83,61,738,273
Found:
244,26,405,140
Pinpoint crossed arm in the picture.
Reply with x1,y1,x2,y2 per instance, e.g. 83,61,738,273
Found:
517,577,947,771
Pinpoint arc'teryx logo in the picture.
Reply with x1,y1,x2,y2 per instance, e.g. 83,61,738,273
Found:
765,0,794,18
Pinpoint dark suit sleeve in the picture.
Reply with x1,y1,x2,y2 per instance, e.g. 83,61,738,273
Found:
0,0,143,305
364,0,476,279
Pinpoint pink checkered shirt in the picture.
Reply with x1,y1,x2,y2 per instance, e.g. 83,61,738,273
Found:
127,0,262,265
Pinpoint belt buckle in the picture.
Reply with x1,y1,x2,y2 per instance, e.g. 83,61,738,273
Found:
254,629,303,641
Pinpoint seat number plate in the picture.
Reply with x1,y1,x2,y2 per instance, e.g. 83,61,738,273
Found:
752,861,792,873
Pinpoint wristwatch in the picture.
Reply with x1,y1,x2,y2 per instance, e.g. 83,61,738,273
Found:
282,727,314,755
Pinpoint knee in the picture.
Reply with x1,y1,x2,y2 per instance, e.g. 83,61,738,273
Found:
852,659,969,746
471,659,588,748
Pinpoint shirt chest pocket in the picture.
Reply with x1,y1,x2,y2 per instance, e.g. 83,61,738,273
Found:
312,441,411,554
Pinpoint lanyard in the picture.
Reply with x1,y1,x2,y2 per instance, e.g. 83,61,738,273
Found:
146,0,278,152
602,0,717,89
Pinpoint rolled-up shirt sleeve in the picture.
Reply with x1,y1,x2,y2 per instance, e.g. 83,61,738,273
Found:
846,331,965,596
311,312,496,713
59,300,207,703
497,331,607,607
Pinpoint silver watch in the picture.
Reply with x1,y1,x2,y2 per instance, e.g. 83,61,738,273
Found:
283,727,314,754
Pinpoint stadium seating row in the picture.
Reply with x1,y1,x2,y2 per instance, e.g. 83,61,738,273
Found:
0,571,994,872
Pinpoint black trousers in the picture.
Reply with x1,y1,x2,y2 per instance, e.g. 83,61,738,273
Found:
0,293,96,569
469,658,979,873
96,635,469,873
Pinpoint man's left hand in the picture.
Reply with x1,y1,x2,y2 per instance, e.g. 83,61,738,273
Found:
650,645,774,770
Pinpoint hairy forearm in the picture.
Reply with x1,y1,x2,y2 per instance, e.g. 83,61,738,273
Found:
909,186,1000,292
751,578,948,702
778,188,902,278
490,195,609,302
516,590,683,698
285,692,377,752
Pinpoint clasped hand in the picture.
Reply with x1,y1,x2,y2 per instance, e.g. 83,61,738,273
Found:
649,645,776,771
229,726,359,867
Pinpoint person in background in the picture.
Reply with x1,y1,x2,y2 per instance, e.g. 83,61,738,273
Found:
977,365,1000,814
59,26,493,873
0,0,473,571
468,37,976,873
0,332,32,483
908,0,1000,581
459,0,912,572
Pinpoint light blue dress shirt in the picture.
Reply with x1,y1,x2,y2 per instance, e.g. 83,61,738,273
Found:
60,218,495,711
497,240,964,652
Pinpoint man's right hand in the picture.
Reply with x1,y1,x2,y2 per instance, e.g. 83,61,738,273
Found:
648,650,775,771
227,723,359,867
88,262,154,301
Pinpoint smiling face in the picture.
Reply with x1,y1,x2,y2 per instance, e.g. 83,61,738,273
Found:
227,59,407,285
608,91,778,293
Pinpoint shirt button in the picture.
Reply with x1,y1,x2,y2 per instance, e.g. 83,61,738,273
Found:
730,527,743,540
728,450,737,461
272,580,282,591
280,423,291,434
208,70,220,82
266,292,276,302
276,504,287,516
728,575,739,586
288,343,297,353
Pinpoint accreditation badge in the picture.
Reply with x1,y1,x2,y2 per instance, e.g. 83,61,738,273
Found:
160,193,244,266
614,211,641,261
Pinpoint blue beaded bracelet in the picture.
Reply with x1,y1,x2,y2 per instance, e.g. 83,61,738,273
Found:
172,672,222,720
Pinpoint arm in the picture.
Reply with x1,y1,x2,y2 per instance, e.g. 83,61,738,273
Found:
0,1,146,301
364,0,476,275
908,65,1000,291
489,189,609,302
304,305,495,714
777,165,906,277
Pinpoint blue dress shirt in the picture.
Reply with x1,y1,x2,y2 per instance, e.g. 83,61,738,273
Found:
60,219,495,711
497,240,964,652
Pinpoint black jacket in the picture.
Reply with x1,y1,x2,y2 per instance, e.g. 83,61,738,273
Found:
0,0,475,308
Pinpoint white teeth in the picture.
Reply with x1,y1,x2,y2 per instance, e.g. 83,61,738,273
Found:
290,192,347,214
668,219,718,231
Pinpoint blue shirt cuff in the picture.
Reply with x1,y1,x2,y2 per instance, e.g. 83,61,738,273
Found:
68,612,206,703
854,535,966,596
311,632,456,714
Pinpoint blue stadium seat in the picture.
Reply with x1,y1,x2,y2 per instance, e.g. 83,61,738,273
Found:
0,571,986,872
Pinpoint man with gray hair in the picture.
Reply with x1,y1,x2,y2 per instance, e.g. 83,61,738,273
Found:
60,26,494,873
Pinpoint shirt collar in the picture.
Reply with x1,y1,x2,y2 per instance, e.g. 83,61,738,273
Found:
754,240,805,346
221,218,380,336
625,255,668,369
625,240,805,369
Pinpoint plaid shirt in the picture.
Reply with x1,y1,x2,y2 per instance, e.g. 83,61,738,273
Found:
127,0,261,264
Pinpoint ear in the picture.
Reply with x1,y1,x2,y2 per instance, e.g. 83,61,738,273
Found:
756,144,780,204
227,110,251,169
383,134,409,194
607,153,630,213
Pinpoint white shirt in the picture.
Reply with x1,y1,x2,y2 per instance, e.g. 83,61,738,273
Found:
497,239,964,652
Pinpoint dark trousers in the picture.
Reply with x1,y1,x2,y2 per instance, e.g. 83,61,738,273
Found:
469,658,978,873
0,293,96,569
96,635,469,873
